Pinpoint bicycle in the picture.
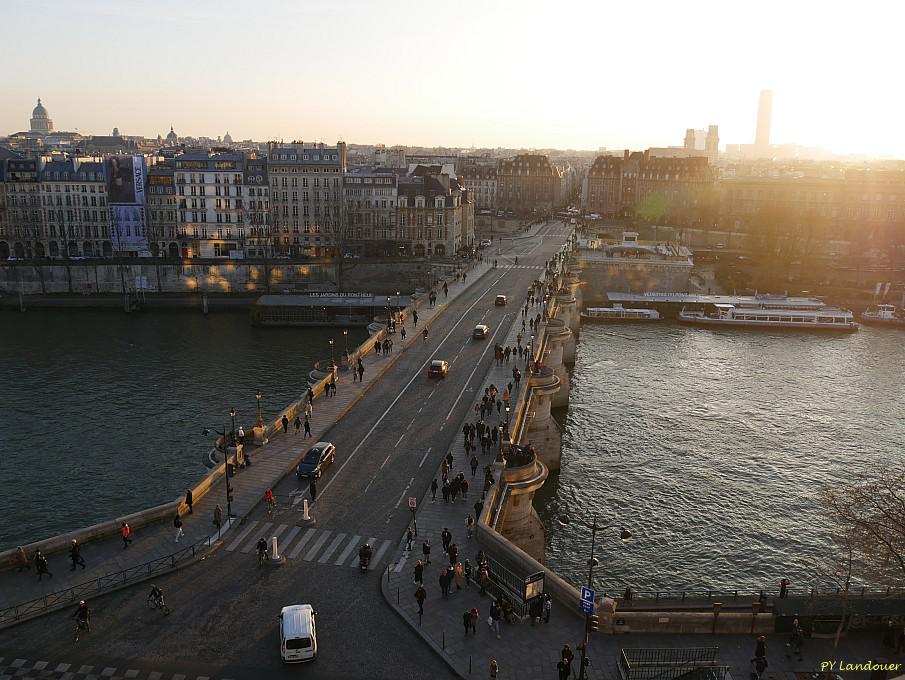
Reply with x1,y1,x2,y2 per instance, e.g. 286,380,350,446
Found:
267,497,277,518
74,617,90,642
147,593,171,616
258,548,268,567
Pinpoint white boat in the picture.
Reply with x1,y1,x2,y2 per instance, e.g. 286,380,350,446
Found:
581,304,661,323
678,304,858,332
861,304,905,328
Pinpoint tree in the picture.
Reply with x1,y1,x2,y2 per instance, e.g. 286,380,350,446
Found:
821,467,905,586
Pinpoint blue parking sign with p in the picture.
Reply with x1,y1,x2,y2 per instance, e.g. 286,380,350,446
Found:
580,586,595,603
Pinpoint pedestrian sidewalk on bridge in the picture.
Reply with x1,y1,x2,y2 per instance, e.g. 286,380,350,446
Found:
0,259,494,616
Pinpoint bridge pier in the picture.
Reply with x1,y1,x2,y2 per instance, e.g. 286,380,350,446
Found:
525,367,562,472
496,458,548,563
556,292,578,364
543,317,571,409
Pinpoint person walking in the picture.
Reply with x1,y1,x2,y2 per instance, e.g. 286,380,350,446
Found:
304,415,312,438
474,498,484,522
779,577,790,598
304,401,313,420
561,644,574,675
309,478,317,503
442,479,451,503
461,478,469,501
400,326,406,341
431,478,438,501
490,659,498,680
558,659,570,680
415,584,427,615
543,592,552,623
466,514,475,539
422,539,432,565
479,561,490,596
213,504,223,531
174,514,184,543
357,362,365,382
121,522,132,549
15,546,30,572
439,568,450,599
185,489,194,514
69,539,86,571
414,560,424,585
470,454,479,477
281,415,289,433
307,387,315,405
454,561,465,591
441,528,452,554
35,550,53,580
294,415,301,435
463,608,476,636
754,635,767,660
788,617,804,660
406,528,414,552
412,310,419,327
489,600,502,639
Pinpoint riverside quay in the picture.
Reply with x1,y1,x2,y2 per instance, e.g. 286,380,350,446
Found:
2,222,901,680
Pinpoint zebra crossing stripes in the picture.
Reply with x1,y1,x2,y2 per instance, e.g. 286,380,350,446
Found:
282,525,302,548
240,522,272,553
334,534,361,565
303,530,333,561
349,537,379,567
317,533,347,563
371,538,392,566
225,520,259,552
288,529,317,559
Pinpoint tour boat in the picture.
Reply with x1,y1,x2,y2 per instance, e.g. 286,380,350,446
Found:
678,304,858,332
861,304,905,328
581,304,661,323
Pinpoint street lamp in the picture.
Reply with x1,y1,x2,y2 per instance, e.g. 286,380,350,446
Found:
558,513,632,680
255,390,263,428
202,425,234,519
329,338,335,364
343,328,348,356
229,407,237,446
396,290,401,316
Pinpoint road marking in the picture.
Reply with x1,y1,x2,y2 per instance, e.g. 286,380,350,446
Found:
350,537,379,567
380,454,391,469
394,433,405,447
225,520,258,552
318,533,347,563
372,539,392,566
363,479,374,494
281,525,302,549
394,477,415,508
406,417,416,430
394,550,409,573
418,407,423,413
288,529,317,559
241,522,273,553
314,271,507,502
270,524,288,542
335,534,361,565
445,315,508,421
419,447,432,468
304,530,333,561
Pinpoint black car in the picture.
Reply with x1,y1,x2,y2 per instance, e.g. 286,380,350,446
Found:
296,442,336,479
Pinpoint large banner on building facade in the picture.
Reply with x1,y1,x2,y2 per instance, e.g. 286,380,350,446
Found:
105,155,148,250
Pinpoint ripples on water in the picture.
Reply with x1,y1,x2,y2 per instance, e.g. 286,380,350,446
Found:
0,310,368,550
537,324,905,593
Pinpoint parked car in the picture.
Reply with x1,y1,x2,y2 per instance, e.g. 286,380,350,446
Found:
495,294,508,306
296,441,336,479
473,324,490,339
427,360,449,378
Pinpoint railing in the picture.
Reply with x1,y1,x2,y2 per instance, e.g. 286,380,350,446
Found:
619,647,724,680
0,531,220,628
597,585,905,603
481,553,530,618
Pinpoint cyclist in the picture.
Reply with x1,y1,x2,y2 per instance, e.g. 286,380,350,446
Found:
74,600,91,631
256,537,268,563
422,328,428,342
264,488,275,511
358,543,372,569
148,584,165,608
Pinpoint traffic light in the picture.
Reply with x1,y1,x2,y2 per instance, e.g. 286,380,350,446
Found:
589,614,600,632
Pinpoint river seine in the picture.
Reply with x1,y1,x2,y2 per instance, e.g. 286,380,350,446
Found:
0,309,366,551
537,323,905,594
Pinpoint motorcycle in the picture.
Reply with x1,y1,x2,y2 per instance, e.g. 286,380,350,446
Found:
359,556,370,572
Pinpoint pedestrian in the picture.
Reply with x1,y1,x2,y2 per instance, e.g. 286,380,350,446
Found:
479,562,490,596
213,504,223,531
558,660,570,680
439,569,450,598
455,561,465,590
447,450,455,469
562,644,574,674
299,415,310,439
185,488,194,514
466,514,475,538
422,539,432,565
69,539,86,570
34,550,52,580
461,478,469,500
779,577,790,598
788,617,803,660
470,454,479,477
413,310,418,326
474,498,484,521
292,414,301,435
529,596,542,625
15,546,30,572
496,399,502,414
451,477,460,503
751,656,768,679
305,401,313,419
464,559,474,586
442,527,452,553
415,584,427,615
414,559,424,585
754,635,767,659
489,600,502,638
401,326,407,341
281,415,289,433
121,522,132,548
464,609,474,636
543,592,552,623
406,528,414,552
174,514,184,543
514,368,521,388
442,478,451,503
307,387,314,404
431,478,439,501
357,363,365,382
490,659,498,680
309,478,317,503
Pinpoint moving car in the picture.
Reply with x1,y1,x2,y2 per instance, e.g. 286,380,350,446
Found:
495,294,508,306
480,239,492,248
296,441,336,479
280,604,317,662
473,324,490,339
427,359,449,378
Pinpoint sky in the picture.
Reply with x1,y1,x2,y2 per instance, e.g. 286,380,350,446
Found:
2,0,903,157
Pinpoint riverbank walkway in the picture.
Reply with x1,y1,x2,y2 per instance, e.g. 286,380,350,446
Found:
0,258,493,619
378,281,898,677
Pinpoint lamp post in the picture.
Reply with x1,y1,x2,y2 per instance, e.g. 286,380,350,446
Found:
329,338,335,364
229,407,237,446
343,328,348,356
202,425,234,519
255,390,264,428
558,513,632,680
396,290,401,316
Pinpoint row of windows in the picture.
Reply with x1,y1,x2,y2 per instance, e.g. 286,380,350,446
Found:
270,153,340,162
40,196,106,207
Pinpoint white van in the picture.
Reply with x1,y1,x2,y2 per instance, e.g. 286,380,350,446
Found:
280,604,317,662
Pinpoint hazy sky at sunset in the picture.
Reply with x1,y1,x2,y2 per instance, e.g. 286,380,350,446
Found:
2,0,902,157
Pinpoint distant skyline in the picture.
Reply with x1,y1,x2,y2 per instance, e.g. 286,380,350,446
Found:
2,0,904,157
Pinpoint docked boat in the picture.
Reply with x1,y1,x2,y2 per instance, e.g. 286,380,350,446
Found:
861,304,905,328
581,304,661,323
678,304,858,332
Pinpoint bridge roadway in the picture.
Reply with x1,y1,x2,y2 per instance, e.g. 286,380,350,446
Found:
0,223,572,679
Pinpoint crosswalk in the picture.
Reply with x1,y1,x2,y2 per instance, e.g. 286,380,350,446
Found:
500,264,545,270
225,520,393,570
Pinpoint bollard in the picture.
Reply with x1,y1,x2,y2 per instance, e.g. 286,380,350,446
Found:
442,630,445,649
397,587,399,604
271,536,280,560
469,656,472,674
303,499,310,521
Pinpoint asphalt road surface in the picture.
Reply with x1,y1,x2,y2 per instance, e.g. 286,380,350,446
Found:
1,224,571,679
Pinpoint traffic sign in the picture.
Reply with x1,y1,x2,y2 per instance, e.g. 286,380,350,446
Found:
579,600,594,614
580,586,595,603
408,497,417,509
